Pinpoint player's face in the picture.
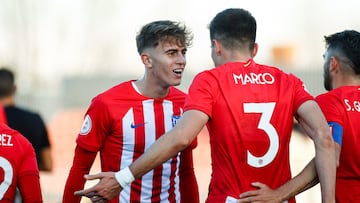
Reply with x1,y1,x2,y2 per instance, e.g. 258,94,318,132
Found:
147,38,187,88
323,49,333,91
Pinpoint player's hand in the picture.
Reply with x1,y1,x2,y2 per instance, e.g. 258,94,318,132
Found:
74,172,123,202
237,182,282,203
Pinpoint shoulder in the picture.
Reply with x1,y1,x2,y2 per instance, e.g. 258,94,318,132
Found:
6,105,42,120
92,80,132,102
0,123,32,147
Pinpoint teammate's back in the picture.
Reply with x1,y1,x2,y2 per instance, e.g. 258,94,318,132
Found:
0,122,42,202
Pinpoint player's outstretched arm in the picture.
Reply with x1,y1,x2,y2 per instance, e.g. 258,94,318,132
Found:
75,110,208,201
238,159,318,203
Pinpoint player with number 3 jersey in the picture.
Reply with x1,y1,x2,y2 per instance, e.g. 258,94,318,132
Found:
184,59,312,202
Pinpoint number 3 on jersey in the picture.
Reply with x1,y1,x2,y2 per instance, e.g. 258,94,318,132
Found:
0,156,13,199
243,102,279,168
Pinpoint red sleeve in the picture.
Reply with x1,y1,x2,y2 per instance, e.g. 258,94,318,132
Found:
18,174,42,203
17,143,42,203
316,93,344,125
290,73,314,113
179,148,199,203
184,71,215,117
76,97,112,152
63,145,97,203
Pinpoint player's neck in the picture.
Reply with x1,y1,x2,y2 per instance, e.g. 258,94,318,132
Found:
0,96,15,107
333,74,360,89
134,79,170,99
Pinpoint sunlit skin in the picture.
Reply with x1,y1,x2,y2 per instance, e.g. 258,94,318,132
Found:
135,39,187,98
323,51,333,91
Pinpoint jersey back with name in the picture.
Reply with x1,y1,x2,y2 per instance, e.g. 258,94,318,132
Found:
185,60,313,203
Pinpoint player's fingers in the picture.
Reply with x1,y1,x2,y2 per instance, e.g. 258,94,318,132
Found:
93,199,107,203
74,188,97,197
90,195,104,202
84,173,105,181
237,196,254,203
239,190,259,198
251,182,267,189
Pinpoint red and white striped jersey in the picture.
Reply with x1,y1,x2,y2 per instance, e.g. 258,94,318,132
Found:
0,122,42,202
184,59,313,203
76,80,193,203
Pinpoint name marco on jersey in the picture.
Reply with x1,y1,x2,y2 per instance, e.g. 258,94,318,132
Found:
233,72,275,85
0,134,13,146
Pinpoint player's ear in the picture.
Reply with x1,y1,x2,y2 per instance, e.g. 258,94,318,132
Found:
141,53,152,68
11,85,16,95
330,56,339,73
252,43,258,57
212,39,222,56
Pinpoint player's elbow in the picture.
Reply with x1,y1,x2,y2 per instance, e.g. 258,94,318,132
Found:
319,129,335,149
171,131,193,152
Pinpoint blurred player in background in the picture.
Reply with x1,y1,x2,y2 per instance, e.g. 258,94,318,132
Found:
0,122,43,202
0,68,53,172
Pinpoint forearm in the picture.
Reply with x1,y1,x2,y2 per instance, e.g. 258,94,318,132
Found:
63,146,97,203
314,134,336,203
297,101,336,203
130,131,188,179
275,159,319,200
39,147,53,171
129,110,206,180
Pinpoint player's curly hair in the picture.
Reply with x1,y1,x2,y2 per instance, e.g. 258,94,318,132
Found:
324,30,360,75
136,20,193,55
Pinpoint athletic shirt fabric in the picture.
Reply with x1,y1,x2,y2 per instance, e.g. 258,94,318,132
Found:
184,59,313,203
4,106,50,168
76,80,195,203
316,86,360,203
0,122,42,202
0,105,7,124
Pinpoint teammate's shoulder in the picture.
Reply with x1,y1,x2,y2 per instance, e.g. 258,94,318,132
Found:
0,123,29,143
92,80,132,100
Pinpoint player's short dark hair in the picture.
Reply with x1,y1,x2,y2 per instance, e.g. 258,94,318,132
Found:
324,30,360,75
209,8,257,51
136,20,193,55
0,68,15,98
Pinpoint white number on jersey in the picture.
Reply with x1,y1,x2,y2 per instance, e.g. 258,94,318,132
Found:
0,156,13,199
243,102,279,168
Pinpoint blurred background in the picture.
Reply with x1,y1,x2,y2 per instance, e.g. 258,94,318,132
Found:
0,0,359,202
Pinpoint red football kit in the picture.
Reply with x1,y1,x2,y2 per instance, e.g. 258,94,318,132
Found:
0,123,42,202
184,59,313,203
316,86,360,203
63,81,198,203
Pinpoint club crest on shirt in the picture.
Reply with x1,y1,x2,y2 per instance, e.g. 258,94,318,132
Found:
80,114,92,135
172,115,181,127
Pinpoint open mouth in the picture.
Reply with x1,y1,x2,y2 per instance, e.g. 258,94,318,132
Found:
173,68,183,76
